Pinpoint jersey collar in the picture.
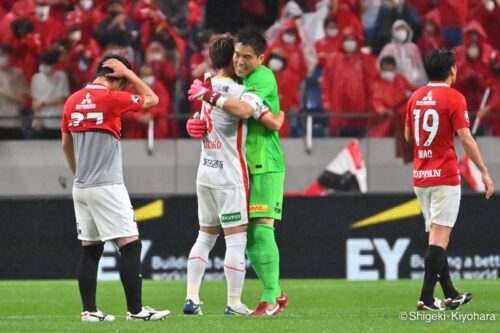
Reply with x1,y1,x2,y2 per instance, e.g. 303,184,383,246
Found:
427,82,449,87
85,83,108,89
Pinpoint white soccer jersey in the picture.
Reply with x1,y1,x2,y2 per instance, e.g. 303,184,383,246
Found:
196,77,248,189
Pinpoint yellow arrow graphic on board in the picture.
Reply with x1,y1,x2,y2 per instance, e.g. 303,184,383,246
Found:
351,198,421,229
134,199,164,222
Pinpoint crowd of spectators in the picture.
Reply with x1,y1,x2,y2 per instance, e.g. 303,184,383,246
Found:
0,0,499,141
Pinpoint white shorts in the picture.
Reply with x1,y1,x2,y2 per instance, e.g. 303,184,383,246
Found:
414,185,461,232
197,185,249,229
73,184,139,242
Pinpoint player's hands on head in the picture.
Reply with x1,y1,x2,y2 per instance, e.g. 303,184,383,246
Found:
103,59,130,79
186,113,207,138
482,172,494,199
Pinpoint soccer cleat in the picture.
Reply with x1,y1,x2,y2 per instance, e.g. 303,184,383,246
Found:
445,292,473,310
276,292,288,309
183,299,203,315
126,306,170,321
416,298,444,311
81,309,115,322
250,302,281,316
224,304,252,315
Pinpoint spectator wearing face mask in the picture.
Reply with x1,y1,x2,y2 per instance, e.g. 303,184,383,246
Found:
144,41,179,138
315,16,341,67
266,48,300,138
30,0,64,50
455,41,492,114
477,51,500,135
417,9,445,56
7,18,43,84
265,19,308,92
74,0,106,42
453,20,494,65
123,63,170,138
469,0,500,50
144,42,177,98
0,44,29,139
65,11,101,90
371,0,422,55
31,49,69,139
379,19,427,87
369,55,416,138
321,26,378,137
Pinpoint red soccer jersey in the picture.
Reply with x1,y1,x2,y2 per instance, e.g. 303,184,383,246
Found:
405,83,470,187
61,84,144,139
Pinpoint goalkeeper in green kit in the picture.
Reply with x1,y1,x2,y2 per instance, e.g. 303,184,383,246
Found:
188,29,287,316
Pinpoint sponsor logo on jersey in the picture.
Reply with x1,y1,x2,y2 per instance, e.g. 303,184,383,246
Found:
76,92,96,110
413,169,441,178
416,91,436,106
203,139,222,149
202,158,223,169
249,204,268,213
221,212,242,223
464,111,470,123
131,95,142,104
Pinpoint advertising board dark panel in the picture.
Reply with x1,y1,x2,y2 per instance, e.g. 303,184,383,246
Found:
0,195,498,279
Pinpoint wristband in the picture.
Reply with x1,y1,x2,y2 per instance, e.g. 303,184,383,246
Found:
215,96,227,109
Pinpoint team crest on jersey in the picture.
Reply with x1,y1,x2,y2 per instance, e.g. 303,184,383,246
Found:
131,95,141,104
464,111,470,123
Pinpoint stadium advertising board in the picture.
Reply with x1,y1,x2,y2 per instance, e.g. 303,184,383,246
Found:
0,195,498,280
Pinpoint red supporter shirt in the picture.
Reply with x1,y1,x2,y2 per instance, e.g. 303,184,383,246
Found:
61,83,145,139
405,83,470,187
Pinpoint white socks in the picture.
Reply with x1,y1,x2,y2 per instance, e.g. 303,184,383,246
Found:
224,232,247,308
186,231,218,303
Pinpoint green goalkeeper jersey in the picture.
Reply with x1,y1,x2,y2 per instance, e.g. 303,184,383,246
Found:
242,65,286,175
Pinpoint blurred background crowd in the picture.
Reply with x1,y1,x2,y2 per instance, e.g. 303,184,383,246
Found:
0,0,499,142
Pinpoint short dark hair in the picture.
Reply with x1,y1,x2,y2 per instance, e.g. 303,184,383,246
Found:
95,54,132,87
236,28,267,56
40,49,60,65
209,34,235,69
379,55,396,67
323,16,336,28
424,48,455,81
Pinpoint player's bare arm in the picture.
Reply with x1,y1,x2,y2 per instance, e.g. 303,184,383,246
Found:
404,125,411,143
456,128,494,199
103,58,159,109
62,133,76,175
260,110,285,131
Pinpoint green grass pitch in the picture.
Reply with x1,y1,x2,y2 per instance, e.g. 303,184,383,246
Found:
0,279,498,333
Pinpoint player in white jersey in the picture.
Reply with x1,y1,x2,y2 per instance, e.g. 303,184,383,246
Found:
183,34,284,316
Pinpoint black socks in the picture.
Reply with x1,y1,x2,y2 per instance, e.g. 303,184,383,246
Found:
439,255,459,299
119,240,143,314
77,243,104,312
420,245,446,305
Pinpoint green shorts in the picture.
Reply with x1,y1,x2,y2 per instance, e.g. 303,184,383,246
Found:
249,172,285,220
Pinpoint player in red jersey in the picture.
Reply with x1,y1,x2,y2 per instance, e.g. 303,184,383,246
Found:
61,54,169,322
405,49,494,311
